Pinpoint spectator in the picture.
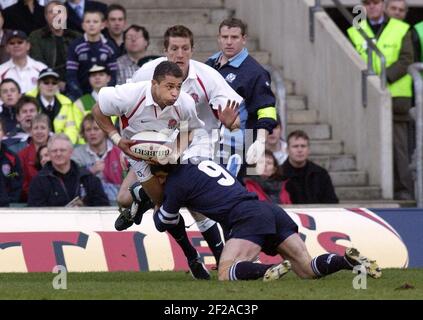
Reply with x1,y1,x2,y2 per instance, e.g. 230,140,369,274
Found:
206,18,278,178
265,115,288,165
103,3,126,57
26,67,83,144
35,143,49,168
116,25,151,84
64,0,108,34
3,96,38,153
29,0,81,92
2,0,46,36
0,78,21,133
0,30,47,93
385,0,408,20
74,64,110,113
18,113,50,201
0,10,13,64
281,130,338,204
244,150,291,204
28,133,109,207
72,113,123,202
0,118,23,203
347,0,414,200
66,9,117,101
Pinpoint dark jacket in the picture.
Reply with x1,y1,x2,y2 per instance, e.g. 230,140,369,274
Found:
3,0,46,36
281,160,339,204
0,143,23,203
0,170,10,207
65,0,108,33
28,26,81,81
0,104,18,134
28,160,110,207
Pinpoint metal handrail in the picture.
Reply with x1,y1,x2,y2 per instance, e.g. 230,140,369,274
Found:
310,0,387,106
408,63,423,207
263,64,287,141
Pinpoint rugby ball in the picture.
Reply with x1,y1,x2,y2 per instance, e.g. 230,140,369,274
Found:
130,131,173,161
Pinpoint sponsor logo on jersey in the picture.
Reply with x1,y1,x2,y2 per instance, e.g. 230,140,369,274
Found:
225,73,237,83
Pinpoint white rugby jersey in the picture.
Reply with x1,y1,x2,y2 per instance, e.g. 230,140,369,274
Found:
98,81,204,140
131,57,243,131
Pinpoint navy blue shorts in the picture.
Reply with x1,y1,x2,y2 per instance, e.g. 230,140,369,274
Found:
228,200,298,256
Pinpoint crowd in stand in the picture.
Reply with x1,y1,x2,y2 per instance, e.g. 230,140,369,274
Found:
0,0,422,207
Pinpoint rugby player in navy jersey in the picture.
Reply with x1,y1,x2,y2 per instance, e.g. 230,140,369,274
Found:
149,160,382,281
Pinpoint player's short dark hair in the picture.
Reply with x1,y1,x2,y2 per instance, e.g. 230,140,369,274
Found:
287,130,310,146
219,18,248,36
164,25,194,49
106,3,127,20
0,78,21,93
153,61,183,83
124,24,150,43
83,9,105,21
16,96,38,115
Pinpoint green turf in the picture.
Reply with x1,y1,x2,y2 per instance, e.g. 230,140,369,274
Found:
0,269,422,300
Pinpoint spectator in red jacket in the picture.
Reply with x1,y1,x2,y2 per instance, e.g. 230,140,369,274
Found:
244,150,291,204
18,113,50,201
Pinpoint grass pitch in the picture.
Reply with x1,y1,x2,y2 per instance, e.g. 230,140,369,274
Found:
0,269,422,300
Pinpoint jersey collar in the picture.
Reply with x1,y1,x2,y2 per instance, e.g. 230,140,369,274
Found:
209,48,249,68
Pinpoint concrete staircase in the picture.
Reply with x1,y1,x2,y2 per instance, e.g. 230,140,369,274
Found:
102,0,385,203
284,80,382,201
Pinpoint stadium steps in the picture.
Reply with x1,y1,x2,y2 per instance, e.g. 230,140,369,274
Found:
285,83,383,201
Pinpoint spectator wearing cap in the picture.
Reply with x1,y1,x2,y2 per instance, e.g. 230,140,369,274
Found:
116,24,153,85
26,67,84,144
0,10,13,64
2,96,38,153
0,30,47,93
0,78,21,133
29,1,81,92
2,0,46,36
265,115,288,166
74,64,110,113
66,9,117,101
64,0,108,34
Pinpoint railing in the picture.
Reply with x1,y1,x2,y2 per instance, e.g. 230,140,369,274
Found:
408,63,423,207
263,64,287,140
310,0,387,107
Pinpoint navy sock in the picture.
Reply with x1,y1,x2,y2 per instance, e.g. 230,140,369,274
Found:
201,223,224,265
228,261,274,280
311,254,352,277
167,215,198,262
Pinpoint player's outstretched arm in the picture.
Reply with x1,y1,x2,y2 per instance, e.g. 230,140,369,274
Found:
92,103,139,160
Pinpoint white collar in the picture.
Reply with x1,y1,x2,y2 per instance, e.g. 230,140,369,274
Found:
86,139,113,159
40,95,55,107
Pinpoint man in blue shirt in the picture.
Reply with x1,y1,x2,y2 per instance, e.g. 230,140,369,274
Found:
206,18,278,178
150,160,382,281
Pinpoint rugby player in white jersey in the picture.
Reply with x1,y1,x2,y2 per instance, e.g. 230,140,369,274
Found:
92,61,213,279
115,25,243,267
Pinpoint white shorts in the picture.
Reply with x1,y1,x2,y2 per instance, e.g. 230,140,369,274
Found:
127,158,153,183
